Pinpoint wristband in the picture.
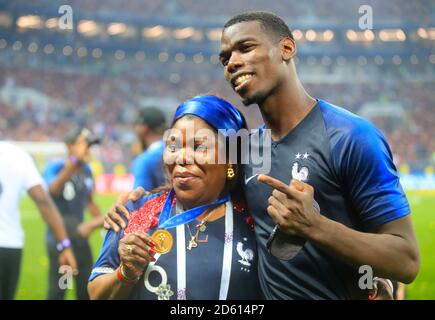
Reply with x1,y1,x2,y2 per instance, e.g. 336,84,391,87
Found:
56,238,71,252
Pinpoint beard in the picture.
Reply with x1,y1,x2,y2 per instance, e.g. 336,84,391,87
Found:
240,89,267,107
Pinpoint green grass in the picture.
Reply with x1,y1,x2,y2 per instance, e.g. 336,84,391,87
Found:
13,192,435,299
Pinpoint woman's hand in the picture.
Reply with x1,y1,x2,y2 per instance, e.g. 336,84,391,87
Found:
118,231,157,281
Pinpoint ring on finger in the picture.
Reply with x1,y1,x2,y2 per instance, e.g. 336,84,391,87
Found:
126,244,133,255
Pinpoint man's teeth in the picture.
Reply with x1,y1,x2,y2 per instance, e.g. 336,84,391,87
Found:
235,74,253,86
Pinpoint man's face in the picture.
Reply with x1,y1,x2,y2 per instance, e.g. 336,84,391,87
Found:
135,123,148,149
220,21,285,106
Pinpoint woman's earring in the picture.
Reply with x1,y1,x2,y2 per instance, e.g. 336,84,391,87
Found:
227,167,235,179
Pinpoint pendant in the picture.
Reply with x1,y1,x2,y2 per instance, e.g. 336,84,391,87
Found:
198,223,207,232
187,236,198,250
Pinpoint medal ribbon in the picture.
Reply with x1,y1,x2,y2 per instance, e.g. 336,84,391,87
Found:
176,200,233,300
158,188,231,229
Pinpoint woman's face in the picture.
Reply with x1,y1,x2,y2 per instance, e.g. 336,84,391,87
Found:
163,116,228,209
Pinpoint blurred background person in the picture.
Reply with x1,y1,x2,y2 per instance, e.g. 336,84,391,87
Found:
0,140,77,300
43,128,103,300
131,107,167,191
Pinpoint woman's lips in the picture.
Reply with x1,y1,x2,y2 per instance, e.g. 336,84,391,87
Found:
173,173,198,185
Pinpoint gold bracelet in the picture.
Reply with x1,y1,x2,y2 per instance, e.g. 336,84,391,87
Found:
118,263,139,284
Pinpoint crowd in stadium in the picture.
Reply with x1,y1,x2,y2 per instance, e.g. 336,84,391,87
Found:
11,0,432,23
1,59,433,173
1,0,433,174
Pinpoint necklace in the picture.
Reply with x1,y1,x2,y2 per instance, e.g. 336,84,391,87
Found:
185,208,216,250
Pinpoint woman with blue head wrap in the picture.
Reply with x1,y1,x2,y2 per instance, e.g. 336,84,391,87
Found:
89,95,262,300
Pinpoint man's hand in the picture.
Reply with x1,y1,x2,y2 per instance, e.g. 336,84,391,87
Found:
76,221,95,239
58,247,78,275
104,187,149,232
118,231,156,280
257,175,319,238
369,278,394,300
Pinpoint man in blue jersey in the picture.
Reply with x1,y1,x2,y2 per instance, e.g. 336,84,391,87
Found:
44,128,104,299
131,107,167,191
217,11,420,299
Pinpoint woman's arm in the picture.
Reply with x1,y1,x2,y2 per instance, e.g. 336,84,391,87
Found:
88,270,136,300
88,231,156,300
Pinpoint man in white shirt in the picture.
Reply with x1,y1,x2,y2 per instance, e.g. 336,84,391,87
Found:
0,141,77,299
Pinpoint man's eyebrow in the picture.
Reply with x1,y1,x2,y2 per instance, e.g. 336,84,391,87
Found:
219,37,258,58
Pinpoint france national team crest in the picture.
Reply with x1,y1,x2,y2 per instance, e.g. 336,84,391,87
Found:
236,238,254,272
291,152,310,181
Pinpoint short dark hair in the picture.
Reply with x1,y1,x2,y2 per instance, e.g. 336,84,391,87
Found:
223,11,294,42
136,107,167,132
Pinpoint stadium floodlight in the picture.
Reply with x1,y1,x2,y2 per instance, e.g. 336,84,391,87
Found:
379,29,406,42
12,41,22,51
28,42,38,53
16,15,44,29
77,20,102,37
292,29,303,41
417,27,435,40
173,27,195,40
45,18,58,29
62,45,73,56
392,55,402,65
143,25,168,39
158,52,169,62
175,53,185,63
43,44,54,54
108,23,127,35
193,53,204,64
374,55,384,65
206,28,223,41
114,50,125,60
108,23,136,38
77,47,87,58
346,29,374,42
323,30,334,42
92,48,102,58
305,29,316,41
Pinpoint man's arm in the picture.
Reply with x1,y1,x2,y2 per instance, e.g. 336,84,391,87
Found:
49,133,89,197
27,184,77,272
259,176,420,284
309,211,419,284
76,194,104,239
48,160,78,197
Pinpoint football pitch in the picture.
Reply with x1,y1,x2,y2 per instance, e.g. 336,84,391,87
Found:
14,191,435,300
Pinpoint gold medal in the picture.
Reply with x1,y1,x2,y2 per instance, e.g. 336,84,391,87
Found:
151,229,173,254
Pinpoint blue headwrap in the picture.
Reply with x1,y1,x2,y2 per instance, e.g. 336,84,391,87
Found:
172,95,245,133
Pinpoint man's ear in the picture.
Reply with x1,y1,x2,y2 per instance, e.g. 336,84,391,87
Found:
279,37,296,62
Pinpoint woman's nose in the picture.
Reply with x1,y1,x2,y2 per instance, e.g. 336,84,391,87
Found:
175,147,195,164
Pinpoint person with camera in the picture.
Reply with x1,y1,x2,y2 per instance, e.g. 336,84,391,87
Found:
43,128,104,300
